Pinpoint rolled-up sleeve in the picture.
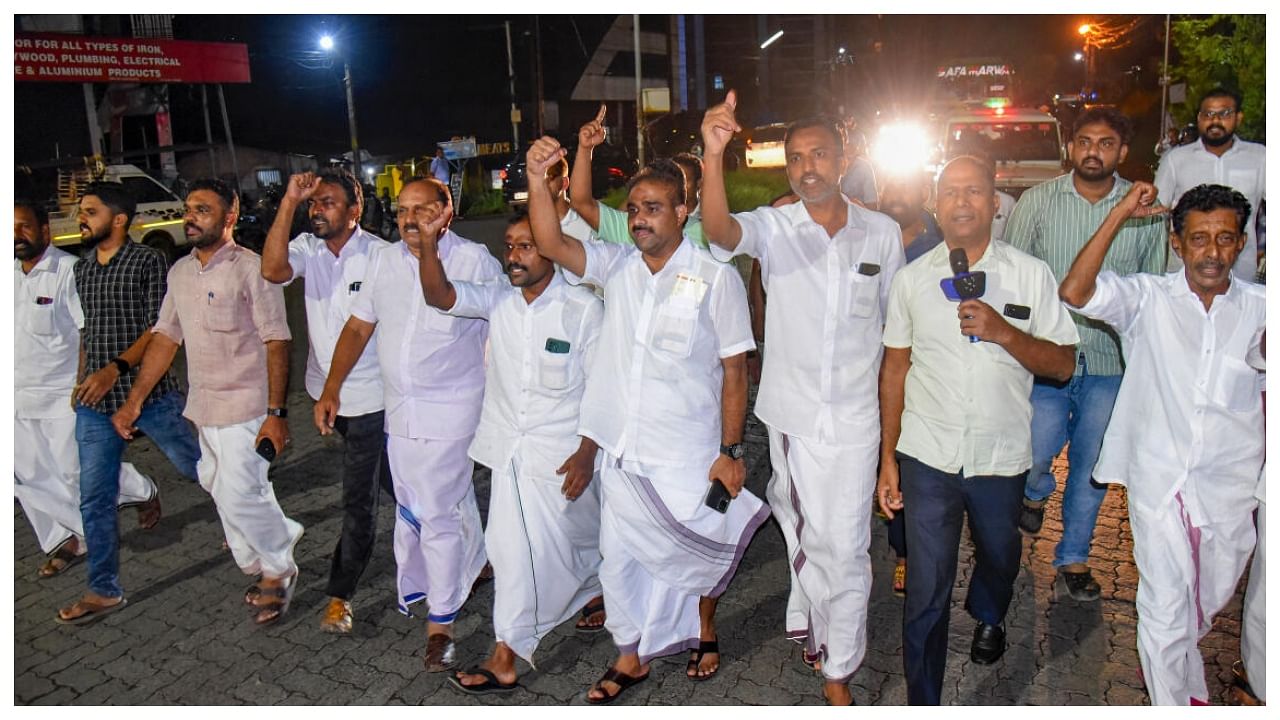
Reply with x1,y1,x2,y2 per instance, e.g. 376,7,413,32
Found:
1073,270,1147,336
563,238,629,288
447,278,503,320
247,267,292,343
710,208,773,265
710,265,756,358
152,288,183,345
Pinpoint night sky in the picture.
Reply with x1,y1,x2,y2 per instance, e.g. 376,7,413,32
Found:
15,14,1166,165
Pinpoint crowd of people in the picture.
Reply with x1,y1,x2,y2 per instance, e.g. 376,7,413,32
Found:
14,86,1265,706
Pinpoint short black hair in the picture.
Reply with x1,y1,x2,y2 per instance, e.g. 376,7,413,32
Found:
507,208,530,228
188,178,239,213
784,116,845,156
82,181,137,228
626,158,686,207
1171,184,1251,235
1072,107,1134,144
402,176,452,206
15,198,49,227
1199,87,1242,112
671,153,703,187
317,167,362,209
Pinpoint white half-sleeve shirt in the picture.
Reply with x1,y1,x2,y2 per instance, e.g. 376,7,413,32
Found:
285,227,389,416
15,247,84,419
883,240,1079,477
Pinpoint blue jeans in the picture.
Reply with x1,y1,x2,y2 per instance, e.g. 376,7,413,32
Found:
1024,359,1122,568
76,390,200,597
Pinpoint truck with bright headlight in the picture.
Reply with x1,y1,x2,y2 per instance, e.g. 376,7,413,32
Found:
942,107,1065,198
48,162,188,263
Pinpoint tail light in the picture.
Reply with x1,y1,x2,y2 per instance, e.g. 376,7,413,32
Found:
499,169,508,180
608,167,625,179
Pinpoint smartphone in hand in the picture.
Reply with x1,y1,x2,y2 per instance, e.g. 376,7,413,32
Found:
255,437,277,462
704,479,732,514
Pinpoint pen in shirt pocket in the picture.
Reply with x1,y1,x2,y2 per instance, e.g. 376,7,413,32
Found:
208,291,215,305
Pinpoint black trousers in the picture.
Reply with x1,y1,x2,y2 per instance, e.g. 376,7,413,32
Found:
325,410,396,600
897,453,1025,706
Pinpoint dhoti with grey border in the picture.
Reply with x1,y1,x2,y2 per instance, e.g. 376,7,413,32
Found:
597,453,770,663
766,426,878,684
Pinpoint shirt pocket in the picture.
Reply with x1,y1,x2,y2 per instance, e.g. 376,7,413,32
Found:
847,270,880,318
205,299,241,332
423,306,455,333
652,299,699,359
24,303,57,336
1227,169,1259,202
539,349,574,391
1212,355,1261,413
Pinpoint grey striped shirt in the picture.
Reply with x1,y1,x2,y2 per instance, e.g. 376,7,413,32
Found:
1006,172,1167,376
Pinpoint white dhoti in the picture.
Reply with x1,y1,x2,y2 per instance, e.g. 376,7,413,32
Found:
487,453,603,664
14,414,155,554
197,416,304,579
765,427,878,683
598,453,770,664
1242,497,1266,702
1131,492,1258,705
388,434,487,622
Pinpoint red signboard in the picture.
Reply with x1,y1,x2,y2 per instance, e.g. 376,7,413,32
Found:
14,33,251,84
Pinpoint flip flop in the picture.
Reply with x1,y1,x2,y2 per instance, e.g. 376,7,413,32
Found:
252,572,297,626
802,649,823,672
574,599,607,634
38,543,86,579
54,597,128,626
448,667,519,695
586,667,649,705
686,639,720,681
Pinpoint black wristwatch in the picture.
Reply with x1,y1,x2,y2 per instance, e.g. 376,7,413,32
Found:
720,442,745,460
266,407,288,418
110,357,130,374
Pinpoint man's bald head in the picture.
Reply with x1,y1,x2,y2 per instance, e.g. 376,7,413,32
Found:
937,156,995,193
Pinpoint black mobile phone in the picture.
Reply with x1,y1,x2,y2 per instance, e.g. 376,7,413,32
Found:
704,480,732,514
255,437,277,462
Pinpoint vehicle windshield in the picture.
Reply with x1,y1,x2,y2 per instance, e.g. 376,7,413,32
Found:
945,121,1060,162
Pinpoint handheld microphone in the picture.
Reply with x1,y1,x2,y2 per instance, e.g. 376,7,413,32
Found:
940,248,986,342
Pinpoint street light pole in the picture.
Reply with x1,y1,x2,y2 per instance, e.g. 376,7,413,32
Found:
342,59,361,180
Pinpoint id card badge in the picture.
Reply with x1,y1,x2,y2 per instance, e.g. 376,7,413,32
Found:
671,272,708,304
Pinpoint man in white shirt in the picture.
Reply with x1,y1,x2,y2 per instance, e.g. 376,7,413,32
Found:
262,168,394,634
879,157,1079,705
1060,182,1266,705
526,138,766,704
416,213,607,694
700,92,905,706
14,201,156,579
1155,89,1265,281
315,177,501,672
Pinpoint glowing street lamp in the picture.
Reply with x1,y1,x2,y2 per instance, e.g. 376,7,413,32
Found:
1073,52,1084,62
1077,23,1092,35
320,34,362,180
760,29,784,50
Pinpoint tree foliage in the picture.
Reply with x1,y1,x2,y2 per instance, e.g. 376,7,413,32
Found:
1170,14,1265,142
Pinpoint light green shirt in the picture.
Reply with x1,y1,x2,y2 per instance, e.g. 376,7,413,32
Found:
1005,173,1167,376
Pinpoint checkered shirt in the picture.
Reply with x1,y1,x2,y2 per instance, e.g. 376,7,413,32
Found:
74,241,179,414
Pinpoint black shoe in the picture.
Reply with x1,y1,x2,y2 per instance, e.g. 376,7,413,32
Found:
970,623,1006,665
1018,499,1045,536
1058,568,1101,602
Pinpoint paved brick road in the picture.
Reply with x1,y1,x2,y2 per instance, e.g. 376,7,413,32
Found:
13,384,1251,705
13,225,1251,704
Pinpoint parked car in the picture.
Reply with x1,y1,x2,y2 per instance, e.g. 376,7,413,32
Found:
502,142,637,211
744,123,788,169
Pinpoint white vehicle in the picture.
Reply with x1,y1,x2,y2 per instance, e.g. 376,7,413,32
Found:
744,123,787,169
942,107,1065,197
49,163,187,262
